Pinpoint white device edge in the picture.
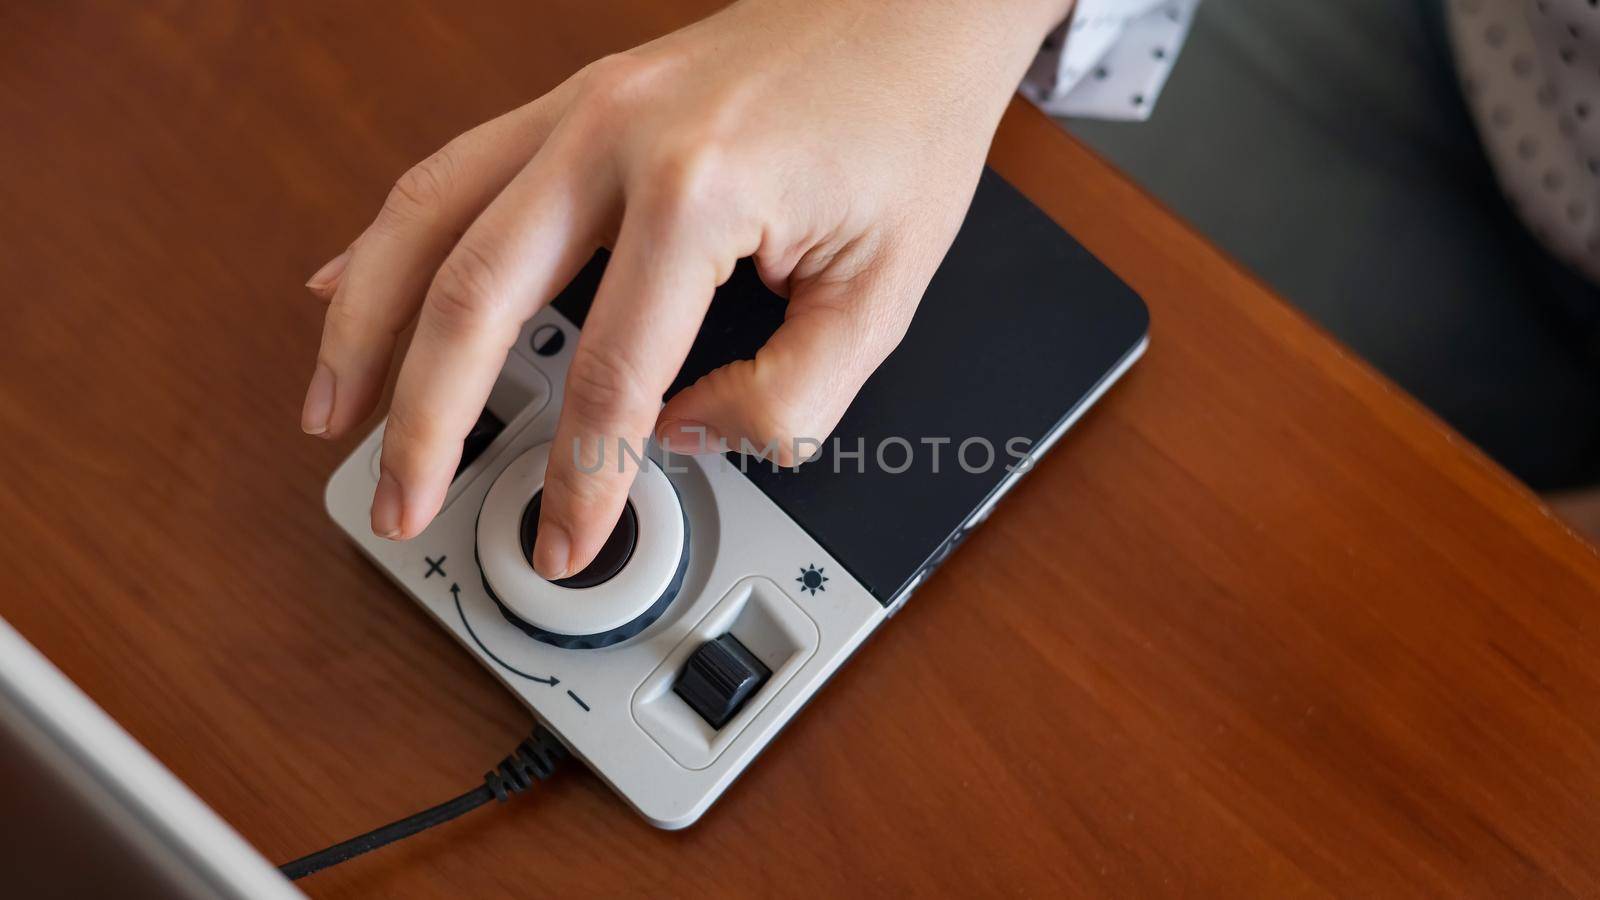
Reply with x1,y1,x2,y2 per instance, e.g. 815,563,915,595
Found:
0,616,303,899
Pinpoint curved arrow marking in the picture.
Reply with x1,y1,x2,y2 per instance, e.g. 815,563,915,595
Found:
451,583,559,686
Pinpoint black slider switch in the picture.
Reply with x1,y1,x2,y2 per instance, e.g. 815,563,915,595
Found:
674,634,771,729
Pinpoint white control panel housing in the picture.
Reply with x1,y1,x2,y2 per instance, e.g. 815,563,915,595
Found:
326,305,1145,828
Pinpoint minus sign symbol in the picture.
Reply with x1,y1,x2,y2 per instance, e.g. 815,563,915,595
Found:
566,690,590,712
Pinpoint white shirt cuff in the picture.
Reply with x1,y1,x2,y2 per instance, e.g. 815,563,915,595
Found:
1023,0,1200,122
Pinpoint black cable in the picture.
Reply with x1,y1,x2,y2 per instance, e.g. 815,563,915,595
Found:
279,785,494,880
278,725,566,881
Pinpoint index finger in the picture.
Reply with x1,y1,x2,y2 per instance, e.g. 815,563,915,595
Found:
372,139,604,540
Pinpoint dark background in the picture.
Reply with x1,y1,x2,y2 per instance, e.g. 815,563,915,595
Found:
1069,0,1600,490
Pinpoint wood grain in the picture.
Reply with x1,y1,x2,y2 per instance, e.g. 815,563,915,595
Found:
2,2,1597,896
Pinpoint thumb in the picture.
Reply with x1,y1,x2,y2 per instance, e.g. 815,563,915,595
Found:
655,271,918,466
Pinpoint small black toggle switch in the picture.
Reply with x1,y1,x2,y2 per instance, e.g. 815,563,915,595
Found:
674,634,771,729
454,407,506,480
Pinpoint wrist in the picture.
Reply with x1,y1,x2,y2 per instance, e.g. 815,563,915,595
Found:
878,0,1078,123
733,0,1071,91
732,0,1072,59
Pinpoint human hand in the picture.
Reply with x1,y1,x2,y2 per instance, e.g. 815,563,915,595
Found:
301,0,1072,580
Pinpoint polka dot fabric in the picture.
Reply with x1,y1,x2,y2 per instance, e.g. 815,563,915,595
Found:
1449,0,1600,281
1023,0,1199,122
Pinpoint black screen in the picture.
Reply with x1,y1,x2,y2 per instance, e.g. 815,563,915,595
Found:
553,169,1148,604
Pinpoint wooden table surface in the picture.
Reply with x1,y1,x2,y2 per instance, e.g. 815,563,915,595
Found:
4,2,1600,897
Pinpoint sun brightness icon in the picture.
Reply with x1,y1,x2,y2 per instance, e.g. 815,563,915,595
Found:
796,564,829,596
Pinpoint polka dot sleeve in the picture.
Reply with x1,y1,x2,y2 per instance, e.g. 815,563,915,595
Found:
1449,0,1600,281
1022,0,1200,122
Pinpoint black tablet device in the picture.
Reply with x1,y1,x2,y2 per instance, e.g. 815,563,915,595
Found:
554,167,1149,607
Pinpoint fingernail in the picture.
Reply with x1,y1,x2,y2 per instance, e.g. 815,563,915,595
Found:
533,523,571,580
301,362,335,436
306,249,351,291
657,419,724,455
371,470,404,540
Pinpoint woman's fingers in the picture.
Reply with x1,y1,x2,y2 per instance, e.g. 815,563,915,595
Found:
301,96,566,440
655,256,923,465
304,244,352,301
372,129,609,540
533,203,725,579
